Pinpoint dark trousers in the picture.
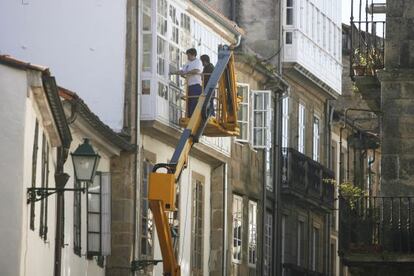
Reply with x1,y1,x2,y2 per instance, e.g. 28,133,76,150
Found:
187,84,202,117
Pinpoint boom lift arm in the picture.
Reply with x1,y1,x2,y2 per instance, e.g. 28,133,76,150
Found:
148,45,239,276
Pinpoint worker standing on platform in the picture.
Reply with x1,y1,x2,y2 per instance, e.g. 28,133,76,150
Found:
170,48,203,117
201,54,215,116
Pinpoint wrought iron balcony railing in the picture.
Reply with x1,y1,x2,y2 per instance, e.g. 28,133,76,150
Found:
281,148,335,209
283,263,324,276
349,0,386,79
340,196,414,255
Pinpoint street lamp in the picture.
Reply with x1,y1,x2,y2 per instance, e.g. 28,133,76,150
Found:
71,138,101,183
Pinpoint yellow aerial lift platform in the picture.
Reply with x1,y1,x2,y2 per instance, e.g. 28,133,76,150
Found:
148,45,239,276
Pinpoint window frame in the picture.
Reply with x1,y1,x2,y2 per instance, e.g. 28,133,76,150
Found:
191,173,204,276
86,171,111,258
140,159,154,259
73,179,82,256
298,102,305,153
282,97,290,148
248,200,258,267
252,90,271,148
236,83,250,143
286,0,294,26
313,115,320,161
39,133,49,241
232,194,243,264
263,211,273,276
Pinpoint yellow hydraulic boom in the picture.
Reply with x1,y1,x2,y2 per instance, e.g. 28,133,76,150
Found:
148,45,239,276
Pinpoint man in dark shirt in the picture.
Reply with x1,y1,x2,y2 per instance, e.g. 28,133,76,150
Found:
200,54,215,116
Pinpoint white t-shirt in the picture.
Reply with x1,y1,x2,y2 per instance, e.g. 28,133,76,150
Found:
182,58,203,86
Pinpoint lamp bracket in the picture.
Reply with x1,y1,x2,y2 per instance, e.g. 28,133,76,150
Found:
130,260,163,271
27,187,85,204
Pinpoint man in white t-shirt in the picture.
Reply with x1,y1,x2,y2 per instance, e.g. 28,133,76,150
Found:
171,48,203,117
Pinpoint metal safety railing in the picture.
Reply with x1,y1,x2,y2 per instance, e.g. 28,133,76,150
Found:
340,196,414,254
349,0,386,79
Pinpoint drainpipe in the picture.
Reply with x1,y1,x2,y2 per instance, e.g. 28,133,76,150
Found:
368,150,376,197
222,163,228,276
230,0,236,22
132,0,140,269
53,147,70,276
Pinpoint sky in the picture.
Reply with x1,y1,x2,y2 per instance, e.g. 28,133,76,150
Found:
341,0,386,23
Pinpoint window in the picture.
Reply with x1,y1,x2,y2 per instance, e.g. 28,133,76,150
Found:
282,97,289,148
297,220,305,265
263,212,273,276
286,0,293,25
142,0,152,72
30,120,39,231
311,226,320,271
313,116,320,161
252,90,271,148
248,201,257,266
286,32,293,44
142,80,151,95
232,195,243,263
157,0,167,36
157,36,166,77
236,84,249,142
39,134,49,240
158,81,168,99
298,103,305,153
191,177,204,275
87,172,111,257
141,160,154,259
74,179,82,256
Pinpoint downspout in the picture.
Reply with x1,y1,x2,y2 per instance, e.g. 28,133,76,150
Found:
230,0,236,22
132,0,140,268
368,149,376,197
274,0,284,274
222,163,228,276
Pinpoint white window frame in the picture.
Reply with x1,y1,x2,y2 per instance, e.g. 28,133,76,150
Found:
252,90,271,148
282,97,289,148
236,83,250,142
87,171,111,257
298,103,305,153
313,115,320,161
297,219,305,266
263,212,273,276
248,200,258,267
311,225,321,271
232,195,243,263
286,0,294,26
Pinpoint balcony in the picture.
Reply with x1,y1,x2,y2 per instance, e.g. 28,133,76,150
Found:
339,196,414,264
283,263,324,276
348,0,386,111
281,148,335,210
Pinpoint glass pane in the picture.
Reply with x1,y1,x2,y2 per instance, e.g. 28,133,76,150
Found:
88,233,100,253
286,32,293,44
88,194,100,212
254,94,263,109
88,213,100,232
286,9,293,25
254,112,264,127
143,11,151,31
73,155,95,181
142,80,151,95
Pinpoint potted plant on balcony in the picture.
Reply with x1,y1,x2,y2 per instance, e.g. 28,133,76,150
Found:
367,47,384,76
352,49,367,76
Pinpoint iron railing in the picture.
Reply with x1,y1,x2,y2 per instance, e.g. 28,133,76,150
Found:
281,148,335,209
349,0,386,79
283,263,324,276
340,196,414,254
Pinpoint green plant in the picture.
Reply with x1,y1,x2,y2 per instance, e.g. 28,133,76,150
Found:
353,48,367,67
338,182,367,209
367,47,384,72
352,83,359,94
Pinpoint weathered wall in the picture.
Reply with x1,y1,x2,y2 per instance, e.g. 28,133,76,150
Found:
0,64,27,276
379,1,414,196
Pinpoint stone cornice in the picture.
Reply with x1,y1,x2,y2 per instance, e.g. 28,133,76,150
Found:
377,69,414,82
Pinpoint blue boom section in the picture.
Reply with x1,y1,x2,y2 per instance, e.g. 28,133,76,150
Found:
169,45,233,172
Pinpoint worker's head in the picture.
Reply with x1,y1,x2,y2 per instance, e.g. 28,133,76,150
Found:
186,48,197,61
200,55,210,66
